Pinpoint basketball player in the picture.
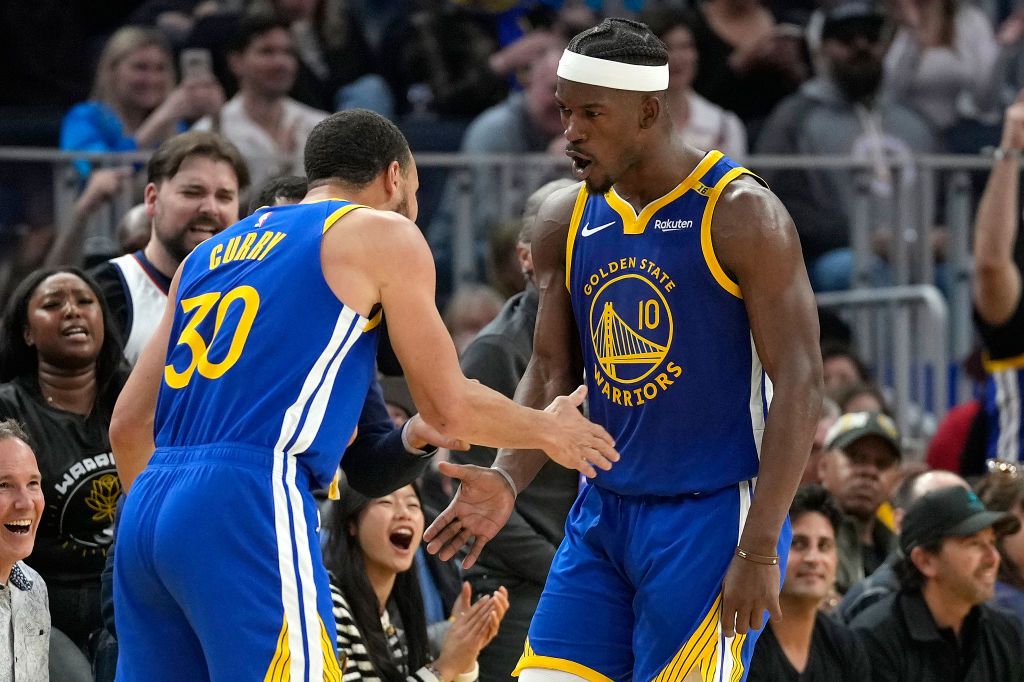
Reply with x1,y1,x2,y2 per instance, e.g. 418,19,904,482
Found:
108,110,618,681
424,19,823,682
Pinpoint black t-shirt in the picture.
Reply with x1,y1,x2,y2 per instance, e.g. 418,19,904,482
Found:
0,373,126,584
974,291,1024,361
748,612,871,682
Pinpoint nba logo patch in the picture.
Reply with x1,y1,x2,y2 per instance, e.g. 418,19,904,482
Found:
255,212,272,228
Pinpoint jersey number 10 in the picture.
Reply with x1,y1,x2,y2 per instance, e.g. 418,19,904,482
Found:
164,285,261,389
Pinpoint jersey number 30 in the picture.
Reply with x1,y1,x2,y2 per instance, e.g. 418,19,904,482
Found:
164,286,261,389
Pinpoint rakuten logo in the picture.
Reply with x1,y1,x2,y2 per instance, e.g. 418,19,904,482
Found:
654,219,692,231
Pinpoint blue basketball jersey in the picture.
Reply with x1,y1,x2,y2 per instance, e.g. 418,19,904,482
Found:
567,151,769,496
154,200,380,489
983,363,1024,462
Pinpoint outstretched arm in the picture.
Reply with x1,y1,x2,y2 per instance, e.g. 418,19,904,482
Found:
713,177,823,636
326,208,615,470
424,186,586,568
492,186,586,490
973,93,1024,326
110,266,182,492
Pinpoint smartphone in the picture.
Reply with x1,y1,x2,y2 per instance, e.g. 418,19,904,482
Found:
180,48,213,82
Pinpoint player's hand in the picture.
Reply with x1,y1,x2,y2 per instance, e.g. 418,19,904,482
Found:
423,461,516,569
720,553,782,638
405,414,469,451
542,385,619,478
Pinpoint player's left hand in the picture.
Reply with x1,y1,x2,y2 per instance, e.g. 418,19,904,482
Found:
423,461,516,568
720,553,782,638
405,414,469,451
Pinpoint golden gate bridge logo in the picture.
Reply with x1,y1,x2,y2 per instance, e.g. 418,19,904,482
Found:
588,274,673,384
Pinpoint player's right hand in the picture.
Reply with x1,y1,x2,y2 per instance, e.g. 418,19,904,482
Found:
542,385,619,478
423,461,516,569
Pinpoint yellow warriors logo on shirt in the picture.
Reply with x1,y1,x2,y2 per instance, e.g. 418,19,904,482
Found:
585,257,681,406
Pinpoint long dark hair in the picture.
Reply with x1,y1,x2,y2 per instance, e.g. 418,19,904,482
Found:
323,481,430,680
0,266,126,416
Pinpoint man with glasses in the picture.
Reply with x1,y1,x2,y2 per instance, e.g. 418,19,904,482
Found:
756,0,937,291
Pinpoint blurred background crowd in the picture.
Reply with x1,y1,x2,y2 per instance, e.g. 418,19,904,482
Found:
4,0,1024,680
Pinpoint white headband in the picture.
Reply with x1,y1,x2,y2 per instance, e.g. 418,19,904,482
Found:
556,49,669,92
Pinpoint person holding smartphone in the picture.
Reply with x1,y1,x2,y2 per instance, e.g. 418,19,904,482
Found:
61,26,225,181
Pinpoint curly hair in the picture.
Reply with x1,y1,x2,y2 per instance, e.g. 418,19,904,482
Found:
0,266,126,416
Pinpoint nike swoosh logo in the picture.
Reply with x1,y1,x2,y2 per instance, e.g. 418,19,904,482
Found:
580,221,616,237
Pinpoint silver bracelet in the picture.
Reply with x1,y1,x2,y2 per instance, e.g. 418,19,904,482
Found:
491,467,518,499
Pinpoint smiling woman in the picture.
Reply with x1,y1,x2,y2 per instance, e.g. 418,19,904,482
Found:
323,478,508,681
0,266,128,654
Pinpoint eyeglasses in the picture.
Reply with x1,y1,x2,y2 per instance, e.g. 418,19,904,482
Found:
987,459,1020,479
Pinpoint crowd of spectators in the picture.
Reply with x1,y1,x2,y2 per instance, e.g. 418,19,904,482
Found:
6,1,1024,681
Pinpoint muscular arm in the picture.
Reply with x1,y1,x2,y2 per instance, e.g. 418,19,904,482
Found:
323,208,613,466
973,154,1022,327
109,265,181,492
491,187,585,492
715,177,823,556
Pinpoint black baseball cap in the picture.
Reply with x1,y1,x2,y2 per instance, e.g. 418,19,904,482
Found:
900,486,1021,555
821,0,886,40
825,411,901,461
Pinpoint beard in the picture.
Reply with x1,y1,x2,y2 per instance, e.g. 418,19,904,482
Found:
159,214,224,264
831,56,884,104
393,195,410,220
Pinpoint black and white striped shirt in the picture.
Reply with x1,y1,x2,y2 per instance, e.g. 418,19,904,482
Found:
330,584,439,682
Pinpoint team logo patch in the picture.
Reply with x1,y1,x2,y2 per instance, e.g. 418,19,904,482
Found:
589,274,672,384
582,257,682,406
48,452,119,559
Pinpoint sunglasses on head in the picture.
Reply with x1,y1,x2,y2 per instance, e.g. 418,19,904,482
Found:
988,458,1021,479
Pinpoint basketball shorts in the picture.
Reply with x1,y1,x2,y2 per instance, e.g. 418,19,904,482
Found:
514,481,791,682
114,445,342,681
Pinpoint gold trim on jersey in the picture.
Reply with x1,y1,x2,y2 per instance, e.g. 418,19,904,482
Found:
983,350,1024,373
700,167,757,299
513,638,616,682
653,594,723,681
728,632,748,682
363,309,383,332
264,616,290,682
604,151,722,235
322,203,370,234
320,617,343,682
565,184,591,291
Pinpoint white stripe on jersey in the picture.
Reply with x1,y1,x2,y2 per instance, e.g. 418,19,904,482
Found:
996,370,1022,462
272,305,364,680
747,335,769,458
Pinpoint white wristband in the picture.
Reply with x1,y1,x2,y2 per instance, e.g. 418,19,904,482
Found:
491,467,518,499
400,419,429,456
455,661,480,682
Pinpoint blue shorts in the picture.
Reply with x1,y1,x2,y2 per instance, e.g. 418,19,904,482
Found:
114,445,342,681
514,481,790,682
